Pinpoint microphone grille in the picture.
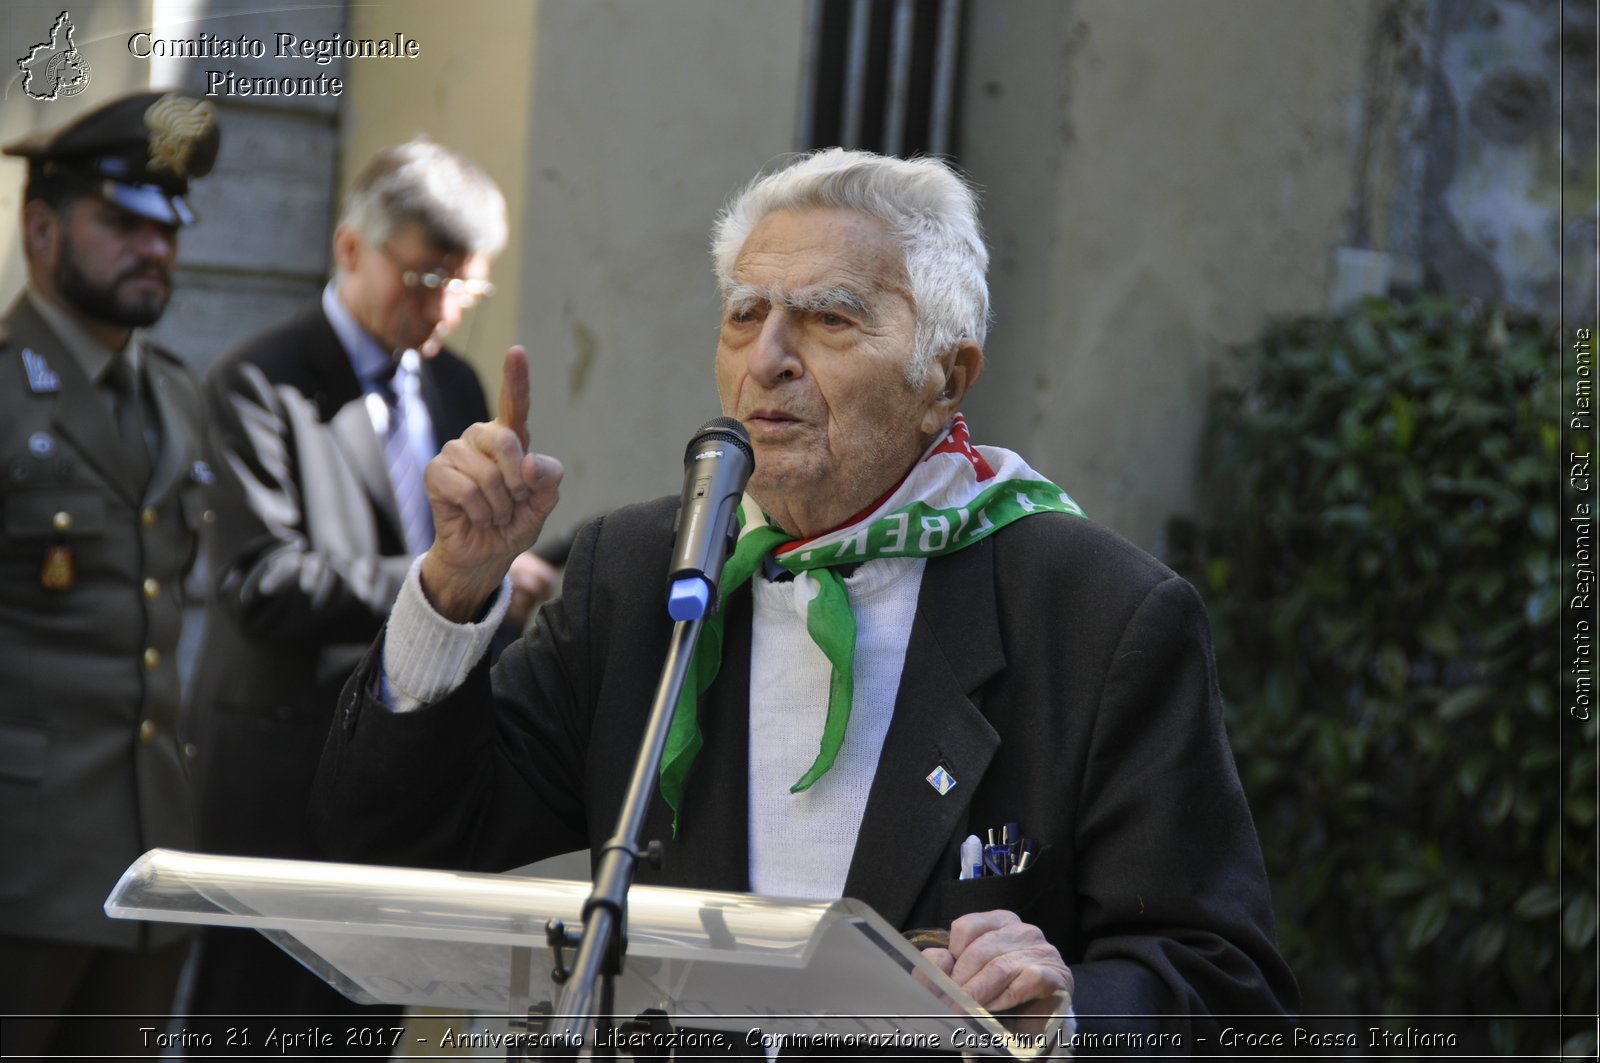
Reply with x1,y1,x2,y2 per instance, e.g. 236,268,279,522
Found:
687,416,753,460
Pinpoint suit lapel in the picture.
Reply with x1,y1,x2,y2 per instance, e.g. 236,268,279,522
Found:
303,306,407,542
331,396,403,536
298,304,366,420
841,540,1005,928
646,588,754,892
419,356,466,445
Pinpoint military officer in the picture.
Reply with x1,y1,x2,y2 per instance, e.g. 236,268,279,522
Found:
0,91,220,1057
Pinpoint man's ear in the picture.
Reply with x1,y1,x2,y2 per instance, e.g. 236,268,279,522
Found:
331,224,362,276
920,340,985,435
22,200,61,268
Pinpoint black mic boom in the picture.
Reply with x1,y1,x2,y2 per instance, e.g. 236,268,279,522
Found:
666,417,754,620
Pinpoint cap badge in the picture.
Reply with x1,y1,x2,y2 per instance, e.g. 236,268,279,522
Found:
144,95,216,178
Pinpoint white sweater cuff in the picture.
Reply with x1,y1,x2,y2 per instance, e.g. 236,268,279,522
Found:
382,555,509,713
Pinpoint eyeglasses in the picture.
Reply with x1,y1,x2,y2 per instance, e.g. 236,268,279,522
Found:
380,244,496,308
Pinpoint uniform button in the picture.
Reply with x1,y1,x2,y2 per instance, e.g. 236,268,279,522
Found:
143,578,161,599
183,742,199,760
202,509,217,525
141,506,158,527
139,720,157,743
52,510,72,532
143,647,160,670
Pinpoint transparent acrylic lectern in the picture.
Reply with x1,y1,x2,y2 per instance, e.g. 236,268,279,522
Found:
107,849,1071,1057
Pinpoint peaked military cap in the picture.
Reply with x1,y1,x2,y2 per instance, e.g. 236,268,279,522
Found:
2,90,220,226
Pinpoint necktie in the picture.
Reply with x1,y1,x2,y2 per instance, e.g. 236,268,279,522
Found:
106,356,152,496
379,352,435,556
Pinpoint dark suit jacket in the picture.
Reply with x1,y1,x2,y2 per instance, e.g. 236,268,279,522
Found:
0,294,209,949
186,301,491,1022
192,301,488,860
314,495,1298,1037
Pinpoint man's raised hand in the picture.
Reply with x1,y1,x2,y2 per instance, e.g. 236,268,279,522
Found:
420,346,563,622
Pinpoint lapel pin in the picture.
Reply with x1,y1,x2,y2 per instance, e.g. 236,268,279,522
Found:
926,764,957,796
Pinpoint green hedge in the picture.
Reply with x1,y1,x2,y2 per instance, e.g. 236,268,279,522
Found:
1169,296,1595,1058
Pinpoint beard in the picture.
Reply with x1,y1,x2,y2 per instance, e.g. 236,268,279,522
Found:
54,237,170,328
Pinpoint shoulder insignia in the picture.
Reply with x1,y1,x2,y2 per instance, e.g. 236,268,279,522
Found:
22,348,60,393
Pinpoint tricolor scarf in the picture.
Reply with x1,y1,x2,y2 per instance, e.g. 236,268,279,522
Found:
659,415,1084,828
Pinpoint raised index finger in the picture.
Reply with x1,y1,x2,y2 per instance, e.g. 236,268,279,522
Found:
497,345,531,449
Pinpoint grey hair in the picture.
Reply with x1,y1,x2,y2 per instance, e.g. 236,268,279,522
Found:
711,149,989,385
339,138,507,257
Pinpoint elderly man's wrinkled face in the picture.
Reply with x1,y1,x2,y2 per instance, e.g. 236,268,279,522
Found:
716,207,950,537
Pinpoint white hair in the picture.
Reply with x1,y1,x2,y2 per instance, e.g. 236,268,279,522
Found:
339,138,507,257
711,149,989,385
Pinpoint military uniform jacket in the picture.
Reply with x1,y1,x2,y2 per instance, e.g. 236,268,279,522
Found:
0,294,209,949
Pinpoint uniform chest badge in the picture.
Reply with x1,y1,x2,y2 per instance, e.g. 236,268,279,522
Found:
28,432,54,457
22,349,60,393
40,544,74,591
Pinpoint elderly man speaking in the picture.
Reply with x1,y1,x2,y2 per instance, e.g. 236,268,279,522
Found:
313,150,1296,1037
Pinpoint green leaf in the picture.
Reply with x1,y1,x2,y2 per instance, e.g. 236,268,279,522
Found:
1562,1029,1598,1061
1404,892,1451,951
1375,869,1431,899
1491,711,1514,749
1375,645,1408,692
1438,685,1491,721
1418,620,1460,655
1564,891,1597,951
1204,557,1231,593
1482,778,1515,826
1513,882,1561,920
1456,752,1492,796
1525,587,1560,626
1389,394,1415,450
1529,505,1558,541
1466,920,1507,968
1324,504,1371,527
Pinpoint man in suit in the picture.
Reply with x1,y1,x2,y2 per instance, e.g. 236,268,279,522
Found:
313,150,1297,1044
0,91,220,1056
186,140,555,1037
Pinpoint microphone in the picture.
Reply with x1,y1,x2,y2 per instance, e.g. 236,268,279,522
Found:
666,417,754,621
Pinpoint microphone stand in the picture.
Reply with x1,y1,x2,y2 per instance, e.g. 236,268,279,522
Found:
539,613,705,1057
